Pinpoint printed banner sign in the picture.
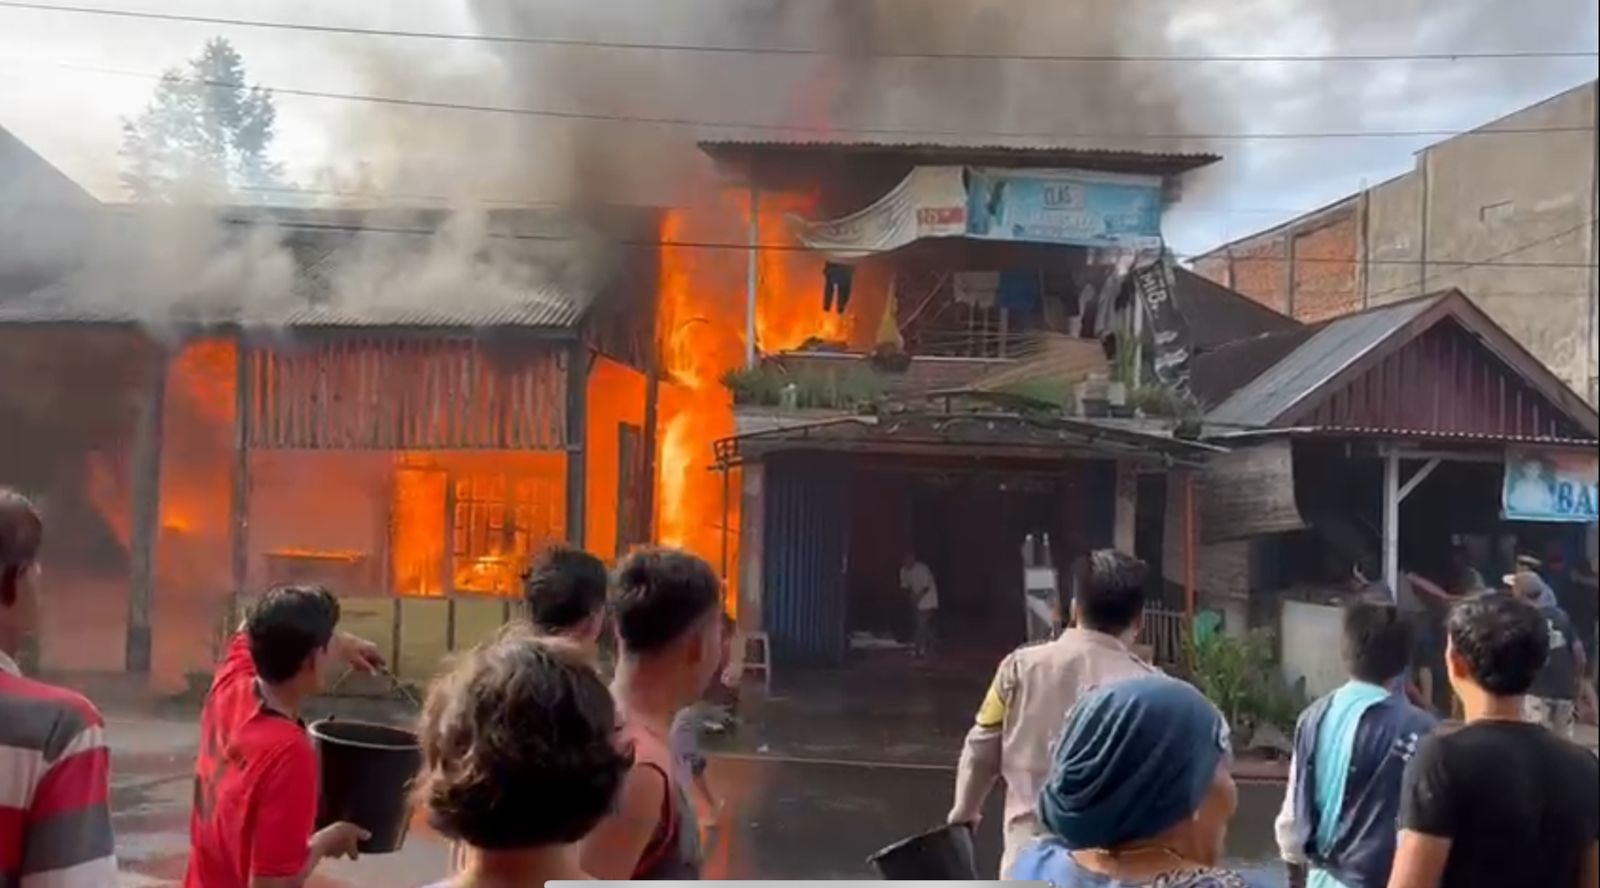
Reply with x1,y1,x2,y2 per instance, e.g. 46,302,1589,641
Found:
1503,448,1599,523
1126,255,1193,400
789,166,967,259
965,168,1163,248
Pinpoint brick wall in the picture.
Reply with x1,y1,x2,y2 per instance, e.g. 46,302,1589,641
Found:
1192,199,1360,322
1290,211,1361,322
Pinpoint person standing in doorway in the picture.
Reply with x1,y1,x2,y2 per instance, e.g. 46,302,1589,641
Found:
948,549,1159,877
580,548,724,880
1387,596,1599,888
900,553,939,658
185,584,383,888
1507,573,1587,739
1276,602,1435,888
0,489,118,888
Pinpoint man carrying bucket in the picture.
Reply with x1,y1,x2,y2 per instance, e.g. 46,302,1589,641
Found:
185,583,384,888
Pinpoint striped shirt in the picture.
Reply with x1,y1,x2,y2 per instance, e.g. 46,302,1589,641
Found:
0,650,118,888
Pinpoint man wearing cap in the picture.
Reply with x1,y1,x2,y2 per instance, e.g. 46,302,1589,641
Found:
1507,572,1587,739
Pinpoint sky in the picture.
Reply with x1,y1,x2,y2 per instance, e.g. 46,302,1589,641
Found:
0,0,1596,256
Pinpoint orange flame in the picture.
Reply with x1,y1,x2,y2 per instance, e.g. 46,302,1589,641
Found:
653,188,884,615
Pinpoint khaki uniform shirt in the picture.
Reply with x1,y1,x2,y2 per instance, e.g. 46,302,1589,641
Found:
951,629,1158,877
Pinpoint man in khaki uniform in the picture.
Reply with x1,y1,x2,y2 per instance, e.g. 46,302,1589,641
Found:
947,549,1158,877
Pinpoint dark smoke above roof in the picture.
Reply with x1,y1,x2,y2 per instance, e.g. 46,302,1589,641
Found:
698,139,1220,175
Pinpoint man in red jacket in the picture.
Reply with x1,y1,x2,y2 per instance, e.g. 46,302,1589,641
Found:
185,584,383,888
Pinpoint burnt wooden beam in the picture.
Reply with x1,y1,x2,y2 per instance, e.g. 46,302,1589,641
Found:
228,337,252,637
126,347,167,675
564,340,589,547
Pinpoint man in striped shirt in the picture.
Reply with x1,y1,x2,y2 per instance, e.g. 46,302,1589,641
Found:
0,488,118,887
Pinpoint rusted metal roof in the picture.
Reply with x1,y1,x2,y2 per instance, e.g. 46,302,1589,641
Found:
715,411,1221,467
698,139,1221,175
0,210,592,330
1208,426,1599,449
1205,290,1600,440
1206,297,1442,428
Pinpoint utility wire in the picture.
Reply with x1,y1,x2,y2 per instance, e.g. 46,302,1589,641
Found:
1362,217,1598,302
3,0,1596,64
39,60,1600,143
196,210,1600,272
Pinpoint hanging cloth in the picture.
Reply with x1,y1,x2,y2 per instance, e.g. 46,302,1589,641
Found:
822,262,855,314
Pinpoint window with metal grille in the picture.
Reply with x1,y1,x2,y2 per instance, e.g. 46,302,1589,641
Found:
450,472,563,597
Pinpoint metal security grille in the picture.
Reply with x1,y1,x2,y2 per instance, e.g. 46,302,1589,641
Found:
247,338,567,450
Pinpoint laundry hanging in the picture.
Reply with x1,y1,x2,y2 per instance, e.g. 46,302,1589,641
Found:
822,262,855,313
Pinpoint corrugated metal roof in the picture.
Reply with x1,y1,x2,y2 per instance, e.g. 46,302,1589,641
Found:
1206,296,1442,429
1207,426,1600,449
0,222,587,329
698,139,1220,174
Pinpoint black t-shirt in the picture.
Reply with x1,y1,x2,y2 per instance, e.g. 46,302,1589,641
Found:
1530,605,1578,700
1400,721,1599,888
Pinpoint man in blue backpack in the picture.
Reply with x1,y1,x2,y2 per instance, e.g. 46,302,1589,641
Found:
1275,601,1436,888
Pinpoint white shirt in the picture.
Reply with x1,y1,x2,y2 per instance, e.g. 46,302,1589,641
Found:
900,561,939,611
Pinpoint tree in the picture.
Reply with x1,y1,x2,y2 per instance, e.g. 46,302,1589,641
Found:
119,38,284,202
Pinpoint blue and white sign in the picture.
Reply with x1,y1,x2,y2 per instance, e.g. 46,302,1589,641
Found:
965,168,1164,248
1503,448,1599,523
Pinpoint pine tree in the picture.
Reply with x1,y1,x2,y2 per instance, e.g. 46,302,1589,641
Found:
119,37,284,202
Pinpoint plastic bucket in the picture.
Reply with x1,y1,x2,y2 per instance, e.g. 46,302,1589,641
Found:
308,719,422,854
867,823,979,880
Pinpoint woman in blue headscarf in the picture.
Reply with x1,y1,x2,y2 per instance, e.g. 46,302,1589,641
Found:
1011,675,1258,888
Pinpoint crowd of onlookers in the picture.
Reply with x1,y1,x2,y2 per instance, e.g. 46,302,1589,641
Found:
1,485,734,887
3,483,1598,888
949,549,1598,888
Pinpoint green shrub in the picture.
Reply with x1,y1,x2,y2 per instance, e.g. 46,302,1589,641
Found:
1186,629,1302,734
720,362,888,410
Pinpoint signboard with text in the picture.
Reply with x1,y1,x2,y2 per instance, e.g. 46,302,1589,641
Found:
1503,448,1599,523
964,168,1163,248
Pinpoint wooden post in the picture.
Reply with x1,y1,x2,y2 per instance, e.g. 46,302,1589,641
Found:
1383,449,1400,599
227,335,252,643
564,340,588,547
719,463,731,579
642,300,661,544
1113,459,1137,554
745,177,760,368
126,346,168,675
1183,471,1197,621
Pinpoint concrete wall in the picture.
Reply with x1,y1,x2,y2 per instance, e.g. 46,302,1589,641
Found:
1413,83,1597,395
1194,81,1599,401
1365,172,1425,301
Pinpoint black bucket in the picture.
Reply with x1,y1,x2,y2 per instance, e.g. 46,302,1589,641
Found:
868,823,979,880
309,719,422,854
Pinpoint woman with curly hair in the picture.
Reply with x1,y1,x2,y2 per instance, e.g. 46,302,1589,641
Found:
418,627,632,887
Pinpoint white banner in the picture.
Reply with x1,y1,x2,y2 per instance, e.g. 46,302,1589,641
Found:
788,166,967,259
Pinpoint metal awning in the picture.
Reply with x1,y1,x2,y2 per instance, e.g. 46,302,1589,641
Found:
713,411,1222,468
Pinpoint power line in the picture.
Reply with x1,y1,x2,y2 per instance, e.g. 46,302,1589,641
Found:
1363,218,1598,302
41,60,1600,143
203,211,1599,272
230,182,1382,219
4,0,1596,64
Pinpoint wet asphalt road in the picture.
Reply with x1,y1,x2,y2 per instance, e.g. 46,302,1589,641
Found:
697,752,1287,884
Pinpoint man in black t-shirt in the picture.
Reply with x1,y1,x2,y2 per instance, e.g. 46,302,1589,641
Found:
1389,596,1599,888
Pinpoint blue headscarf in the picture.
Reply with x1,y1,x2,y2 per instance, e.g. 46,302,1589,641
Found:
1037,676,1230,850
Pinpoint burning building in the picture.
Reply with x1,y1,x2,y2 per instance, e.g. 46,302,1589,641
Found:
0,205,660,690
679,140,1238,670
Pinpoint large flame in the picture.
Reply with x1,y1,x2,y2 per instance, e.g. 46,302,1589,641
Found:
654,189,881,615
